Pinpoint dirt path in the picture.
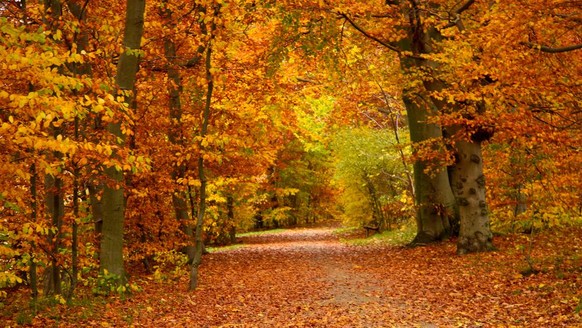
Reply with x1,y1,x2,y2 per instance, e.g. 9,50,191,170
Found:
73,227,580,327
131,228,444,327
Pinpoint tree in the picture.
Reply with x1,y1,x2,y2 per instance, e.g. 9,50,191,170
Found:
332,1,494,251
100,0,146,282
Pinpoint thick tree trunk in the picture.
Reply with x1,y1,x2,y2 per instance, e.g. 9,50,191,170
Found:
41,0,64,297
100,165,126,279
395,5,458,244
65,0,90,301
452,140,494,254
402,91,457,244
100,0,146,281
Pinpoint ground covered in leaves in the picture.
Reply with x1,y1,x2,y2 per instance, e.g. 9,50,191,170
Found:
3,227,582,327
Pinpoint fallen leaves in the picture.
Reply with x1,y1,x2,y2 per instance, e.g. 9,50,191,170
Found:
3,227,581,327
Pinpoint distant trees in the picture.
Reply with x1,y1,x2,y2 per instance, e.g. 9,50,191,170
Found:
332,127,413,230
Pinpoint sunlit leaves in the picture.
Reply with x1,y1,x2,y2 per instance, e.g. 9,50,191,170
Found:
331,127,412,227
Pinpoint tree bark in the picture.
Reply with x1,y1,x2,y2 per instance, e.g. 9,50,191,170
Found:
190,25,215,291
162,2,197,262
65,0,90,301
403,91,457,243
395,4,458,244
29,162,38,300
100,0,146,282
44,172,63,295
42,0,64,297
452,140,494,254
227,195,236,244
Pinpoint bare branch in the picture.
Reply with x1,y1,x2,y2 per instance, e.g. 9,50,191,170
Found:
296,76,319,83
521,42,582,53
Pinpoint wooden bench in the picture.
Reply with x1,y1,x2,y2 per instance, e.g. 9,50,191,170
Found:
364,225,380,237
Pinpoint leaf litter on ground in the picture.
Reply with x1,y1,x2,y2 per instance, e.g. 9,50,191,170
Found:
3,226,581,327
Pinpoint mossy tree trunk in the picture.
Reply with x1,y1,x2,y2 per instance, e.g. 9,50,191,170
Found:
100,0,146,282
402,90,457,243
398,24,458,244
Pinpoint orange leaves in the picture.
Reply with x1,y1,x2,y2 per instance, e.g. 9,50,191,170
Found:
5,227,580,326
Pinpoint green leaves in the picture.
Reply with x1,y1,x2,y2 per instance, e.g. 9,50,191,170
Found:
331,126,412,227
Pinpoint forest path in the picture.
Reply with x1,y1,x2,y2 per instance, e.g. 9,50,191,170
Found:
137,228,443,327
83,227,581,327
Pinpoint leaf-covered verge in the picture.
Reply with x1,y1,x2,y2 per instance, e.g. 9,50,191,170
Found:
1,227,580,327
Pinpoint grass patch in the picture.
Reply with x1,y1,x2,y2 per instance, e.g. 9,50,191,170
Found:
206,244,247,253
340,224,416,247
332,226,360,236
236,229,287,238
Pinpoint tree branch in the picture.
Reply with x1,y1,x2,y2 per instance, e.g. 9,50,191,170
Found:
455,0,476,14
521,42,582,53
296,76,318,83
338,12,402,53
442,0,476,29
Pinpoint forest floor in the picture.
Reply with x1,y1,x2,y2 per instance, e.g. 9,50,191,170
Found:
4,226,582,327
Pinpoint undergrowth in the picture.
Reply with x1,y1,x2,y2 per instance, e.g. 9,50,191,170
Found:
236,229,287,238
337,224,416,246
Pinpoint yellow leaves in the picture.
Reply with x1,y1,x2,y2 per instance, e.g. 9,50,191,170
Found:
0,245,18,258
177,177,202,187
277,188,299,197
0,272,23,286
95,144,113,157
53,29,63,41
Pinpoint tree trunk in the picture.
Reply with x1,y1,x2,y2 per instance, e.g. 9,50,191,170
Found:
402,90,457,244
100,0,146,281
514,185,527,217
162,3,197,262
44,173,63,295
395,5,458,244
190,28,215,291
65,0,90,301
29,162,38,300
42,0,64,297
364,174,385,229
89,184,103,235
452,140,494,254
227,195,236,244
